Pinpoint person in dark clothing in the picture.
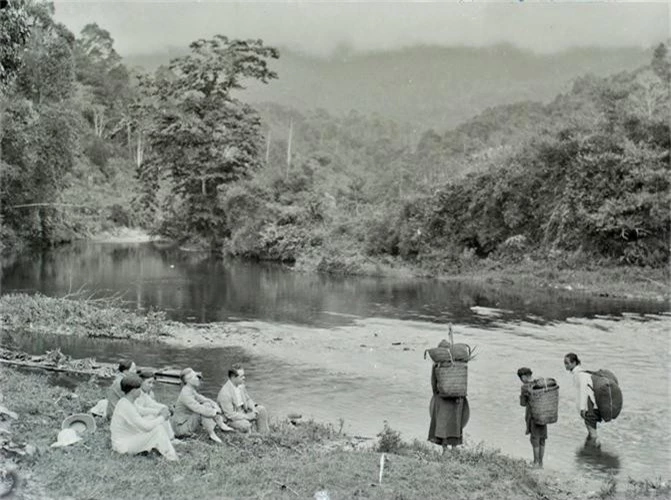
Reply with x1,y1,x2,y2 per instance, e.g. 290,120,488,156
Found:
518,367,548,468
428,340,470,452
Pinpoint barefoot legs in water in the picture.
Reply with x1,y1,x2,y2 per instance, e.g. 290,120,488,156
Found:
585,422,600,448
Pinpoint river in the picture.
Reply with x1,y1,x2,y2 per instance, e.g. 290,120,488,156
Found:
1,241,669,483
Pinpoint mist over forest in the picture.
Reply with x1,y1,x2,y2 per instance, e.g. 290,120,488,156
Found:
1,3,668,275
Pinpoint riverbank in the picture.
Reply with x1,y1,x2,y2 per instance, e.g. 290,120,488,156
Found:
2,369,666,500
1,294,670,499
294,250,670,303
57,228,670,303
89,227,158,244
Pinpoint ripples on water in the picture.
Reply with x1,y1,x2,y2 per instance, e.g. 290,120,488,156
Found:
1,242,669,482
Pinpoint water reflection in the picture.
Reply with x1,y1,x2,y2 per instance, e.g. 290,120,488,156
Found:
1,242,668,326
575,444,622,475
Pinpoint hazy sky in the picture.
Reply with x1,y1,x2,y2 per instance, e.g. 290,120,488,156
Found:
52,1,669,57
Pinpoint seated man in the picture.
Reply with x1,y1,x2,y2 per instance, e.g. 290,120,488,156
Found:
217,363,269,434
172,367,234,443
106,359,136,419
110,374,177,461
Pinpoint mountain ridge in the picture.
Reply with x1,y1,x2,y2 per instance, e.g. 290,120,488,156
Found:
124,44,653,130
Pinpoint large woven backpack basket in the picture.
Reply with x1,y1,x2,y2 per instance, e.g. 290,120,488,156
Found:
528,379,559,425
435,361,468,397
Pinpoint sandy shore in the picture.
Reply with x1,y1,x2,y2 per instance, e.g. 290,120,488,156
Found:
88,227,158,243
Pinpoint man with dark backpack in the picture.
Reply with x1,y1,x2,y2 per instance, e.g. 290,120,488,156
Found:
564,353,602,447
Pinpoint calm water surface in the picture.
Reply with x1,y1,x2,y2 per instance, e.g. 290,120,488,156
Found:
1,242,669,482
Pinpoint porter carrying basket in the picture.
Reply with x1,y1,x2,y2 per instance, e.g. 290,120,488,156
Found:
528,379,559,425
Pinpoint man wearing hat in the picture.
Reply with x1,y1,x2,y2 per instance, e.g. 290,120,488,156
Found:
172,367,233,443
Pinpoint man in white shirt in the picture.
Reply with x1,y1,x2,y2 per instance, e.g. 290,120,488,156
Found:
564,352,602,447
217,364,269,434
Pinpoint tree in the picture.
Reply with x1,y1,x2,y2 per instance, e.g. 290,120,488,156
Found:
146,35,279,245
0,0,31,94
1,1,81,248
651,42,670,82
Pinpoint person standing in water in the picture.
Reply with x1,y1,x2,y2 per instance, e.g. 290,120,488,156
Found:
517,367,548,467
564,352,602,447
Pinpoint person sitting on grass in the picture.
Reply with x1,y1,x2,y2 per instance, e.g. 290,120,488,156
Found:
136,369,176,441
217,363,269,434
110,374,178,462
171,367,234,443
106,359,136,419
518,367,548,468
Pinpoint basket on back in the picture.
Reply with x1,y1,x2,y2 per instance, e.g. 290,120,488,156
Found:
425,342,474,398
528,378,559,425
435,361,468,397
586,369,622,422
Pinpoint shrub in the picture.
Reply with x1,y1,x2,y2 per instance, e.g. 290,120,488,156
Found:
376,421,403,454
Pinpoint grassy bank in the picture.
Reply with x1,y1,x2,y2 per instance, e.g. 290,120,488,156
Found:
3,370,668,500
0,293,169,340
1,295,669,499
293,248,670,303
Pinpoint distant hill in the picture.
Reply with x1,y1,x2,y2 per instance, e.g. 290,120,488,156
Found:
124,44,652,131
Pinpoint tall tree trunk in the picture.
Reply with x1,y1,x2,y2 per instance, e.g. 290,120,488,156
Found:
285,119,293,180
135,131,144,168
265,130,271,164
127,122,133,159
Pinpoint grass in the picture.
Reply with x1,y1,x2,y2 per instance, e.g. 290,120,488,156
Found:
0,293,169,340
0,370,555,500
1,370,669,500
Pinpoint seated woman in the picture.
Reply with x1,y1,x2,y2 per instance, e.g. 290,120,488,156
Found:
136,369,175,440
110,374,178,461
171,367,233,443
106,359,136,419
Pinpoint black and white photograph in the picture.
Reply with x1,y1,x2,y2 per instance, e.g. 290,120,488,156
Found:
0,1,669,498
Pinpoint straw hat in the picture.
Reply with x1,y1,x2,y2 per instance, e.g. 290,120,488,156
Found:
50,428,82,448
62,413,96,435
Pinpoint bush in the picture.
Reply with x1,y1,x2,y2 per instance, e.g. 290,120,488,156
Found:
376,421,403,454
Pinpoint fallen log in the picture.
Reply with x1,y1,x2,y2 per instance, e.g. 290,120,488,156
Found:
0,358,181,385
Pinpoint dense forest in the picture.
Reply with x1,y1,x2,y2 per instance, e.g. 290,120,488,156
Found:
1,2,669,273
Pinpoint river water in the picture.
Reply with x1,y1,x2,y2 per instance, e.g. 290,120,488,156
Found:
1,242,669,483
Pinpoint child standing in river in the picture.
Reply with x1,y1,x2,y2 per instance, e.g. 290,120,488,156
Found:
517,367,548,468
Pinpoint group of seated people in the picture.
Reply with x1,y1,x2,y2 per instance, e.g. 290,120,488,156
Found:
105,360,269,462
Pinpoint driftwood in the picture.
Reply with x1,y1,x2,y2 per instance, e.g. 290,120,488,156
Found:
0,349,182,385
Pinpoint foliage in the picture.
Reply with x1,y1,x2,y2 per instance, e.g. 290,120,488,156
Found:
1,9,668,277
376,421,403,453
0,0,32,94
139,36,279,246
0,293,168,339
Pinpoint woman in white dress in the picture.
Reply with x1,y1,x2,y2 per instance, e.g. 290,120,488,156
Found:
110,374,178,461
136,370,175,440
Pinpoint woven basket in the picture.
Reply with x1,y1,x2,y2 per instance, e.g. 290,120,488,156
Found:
435,361,468,397
529,384,559,425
